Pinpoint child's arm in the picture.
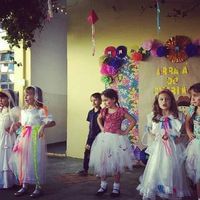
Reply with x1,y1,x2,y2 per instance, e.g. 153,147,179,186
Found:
39,121,56,138
185,114,195,141
121,112,136,135
8,106,22,134
97,113,104,132
8,122,22,134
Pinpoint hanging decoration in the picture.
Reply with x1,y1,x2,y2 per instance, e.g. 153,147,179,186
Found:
100,36,200,72
47,0,54,21
156,0,161,33
87,9,99,56
141,0,200,19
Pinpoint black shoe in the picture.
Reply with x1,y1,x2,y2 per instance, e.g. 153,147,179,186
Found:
30,189,43,198
110,189,120,198
14,188,28,197
96,187,107,196
77,170,88,176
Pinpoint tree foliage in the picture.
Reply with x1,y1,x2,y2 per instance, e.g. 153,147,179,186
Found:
0,0,50,49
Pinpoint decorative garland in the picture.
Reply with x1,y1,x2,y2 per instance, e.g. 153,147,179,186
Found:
100,36,200,85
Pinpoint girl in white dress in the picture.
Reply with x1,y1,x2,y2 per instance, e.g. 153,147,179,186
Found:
137,89,190,200
9,86,55,198
89,89,136,197
185,83,200,200
0,89,20,188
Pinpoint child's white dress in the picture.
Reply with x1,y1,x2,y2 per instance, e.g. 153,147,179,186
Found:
9,108,53,185
137,112,191,200
0,107,20,188
89,107,134,176
185,106,200,183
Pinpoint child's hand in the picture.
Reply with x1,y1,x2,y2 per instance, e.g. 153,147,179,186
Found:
162,134,169,140
188,133,195,141
5,127,10,133
85,144,90,150
117,130,128,135
38,125,45,138
101,128,105,133
8,122,21,134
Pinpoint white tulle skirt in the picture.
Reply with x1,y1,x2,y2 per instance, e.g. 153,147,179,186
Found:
89,132,134,177
137,137,191,200
0,133,16,188
185,138,200,183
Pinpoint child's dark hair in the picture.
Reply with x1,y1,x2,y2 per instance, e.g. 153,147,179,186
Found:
25,86,43,108
152,89,179,122
91,92,101,100
0,92,8,99
188,83,200,131
101,89,120,106
188,82,200,94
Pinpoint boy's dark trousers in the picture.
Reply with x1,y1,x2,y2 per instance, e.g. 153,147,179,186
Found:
83,148,90,171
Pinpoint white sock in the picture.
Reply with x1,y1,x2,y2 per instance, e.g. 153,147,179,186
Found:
17,183,28,192
32,185,42,194
97,181,107,192
112,182,120,193
35,185,41,190
22,183,28,189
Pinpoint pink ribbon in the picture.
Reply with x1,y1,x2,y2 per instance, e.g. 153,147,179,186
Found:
13,126,32,152
162,117,172,156
162,139,172,156
22,125,32,137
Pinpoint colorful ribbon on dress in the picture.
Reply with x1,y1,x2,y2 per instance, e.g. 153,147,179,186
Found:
12,125,41,186
32,126,41,186
161,117,172,156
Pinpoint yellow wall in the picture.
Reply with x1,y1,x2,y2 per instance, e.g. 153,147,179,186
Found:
67,0,200,158
13,46,31,106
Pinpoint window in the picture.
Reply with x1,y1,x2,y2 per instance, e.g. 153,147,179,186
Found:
0,51,14,90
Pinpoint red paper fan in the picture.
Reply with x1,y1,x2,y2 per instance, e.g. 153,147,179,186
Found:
165,36,191,63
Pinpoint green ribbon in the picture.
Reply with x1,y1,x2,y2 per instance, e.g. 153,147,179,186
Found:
32,125,41,186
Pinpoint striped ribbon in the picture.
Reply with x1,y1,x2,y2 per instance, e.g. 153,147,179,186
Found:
156,0,161,34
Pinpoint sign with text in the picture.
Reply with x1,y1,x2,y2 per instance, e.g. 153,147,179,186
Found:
139,57,200,144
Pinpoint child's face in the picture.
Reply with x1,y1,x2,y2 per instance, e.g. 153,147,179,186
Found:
190,90,200,107
24,89,35,106
0,97,9,108
158,93,171,110
101,95,116,108
91,96,101,108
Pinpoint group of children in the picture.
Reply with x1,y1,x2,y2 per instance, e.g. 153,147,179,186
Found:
1,83,200,200
78,83,200,200
0,86,55,198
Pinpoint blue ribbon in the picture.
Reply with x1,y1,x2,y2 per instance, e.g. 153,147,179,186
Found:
161,117,172,129
156,0,161,33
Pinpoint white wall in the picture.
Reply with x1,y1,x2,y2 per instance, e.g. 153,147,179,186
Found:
31,10,67,144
